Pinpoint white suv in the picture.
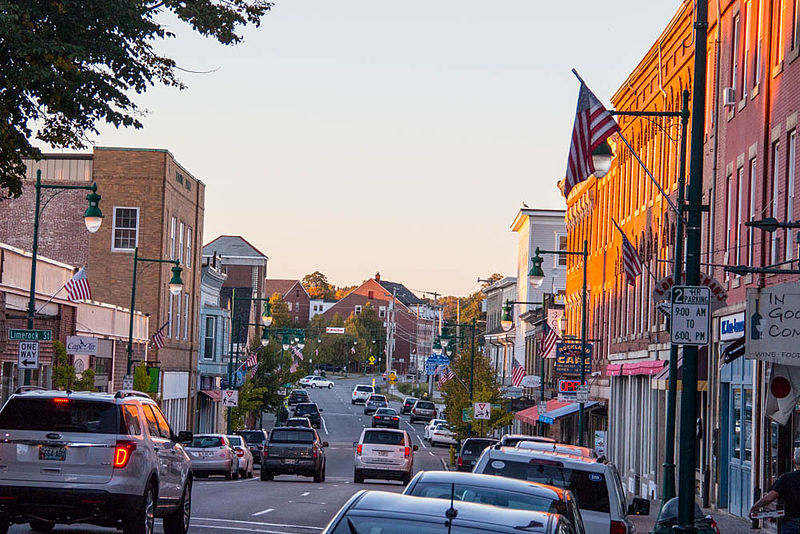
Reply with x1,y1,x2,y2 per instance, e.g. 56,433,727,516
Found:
351,385,374,404
0,389,194,534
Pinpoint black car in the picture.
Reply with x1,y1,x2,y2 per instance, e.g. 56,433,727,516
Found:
371,408,400,428
293,402,323,429
457,437,498,471
238,429,269,464
261,427,328,482
288,389,310,406
286,417,312,428
401,397,418,415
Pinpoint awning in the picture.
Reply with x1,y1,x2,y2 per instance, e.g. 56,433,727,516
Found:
653,347,709,392
514,399,600,426
200,389,222,402
607,360,666,377
722,337,746,364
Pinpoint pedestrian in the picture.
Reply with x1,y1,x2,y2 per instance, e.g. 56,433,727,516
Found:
751,447,800,533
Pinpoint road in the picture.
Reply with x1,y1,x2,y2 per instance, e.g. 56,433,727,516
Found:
10,376,450,533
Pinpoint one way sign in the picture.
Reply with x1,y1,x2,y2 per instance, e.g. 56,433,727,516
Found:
18,341,39,370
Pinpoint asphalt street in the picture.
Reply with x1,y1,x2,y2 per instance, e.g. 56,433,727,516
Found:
10,375,450,533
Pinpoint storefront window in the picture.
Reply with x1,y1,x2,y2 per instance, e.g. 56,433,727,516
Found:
733,387,742,460
744,389,753,462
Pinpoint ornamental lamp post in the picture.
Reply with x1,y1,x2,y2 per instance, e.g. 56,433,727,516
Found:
261,302,273,327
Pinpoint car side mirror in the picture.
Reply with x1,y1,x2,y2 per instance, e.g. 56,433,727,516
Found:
319,408,324,412
322,441,329,448
353,442,358,448
176,430,193,443
413,445,419,451
627,497,650,516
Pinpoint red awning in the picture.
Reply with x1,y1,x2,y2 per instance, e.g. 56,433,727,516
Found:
607,360,666,377
200,389,222,402
515,399,572,425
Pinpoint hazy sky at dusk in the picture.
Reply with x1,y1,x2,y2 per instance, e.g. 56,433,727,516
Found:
65,1,682,295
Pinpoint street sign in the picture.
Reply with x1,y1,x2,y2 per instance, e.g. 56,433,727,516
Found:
18,341,39,370
538,415,554,425
8,329,51,342
670,285,711,345
500,386,522,399
221,390,239,407
461,408,473,422
368,356,375,365
473,402,491,420
746,284,800,364
389,372,396,384
425,354,450,375
652,273,728,311
325,327,345,334
520,375,541,388
537,403,547,415
576,385,590,403
122,374,134,390
554,342,593,374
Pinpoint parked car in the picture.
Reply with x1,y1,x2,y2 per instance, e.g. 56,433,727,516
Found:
226,435,254,478
186,434,239,480
371,408,400,428
423,418,447,441
288,389,310,405
237,429,268,464
261,427,327,482
401,396,418,414
497,434,555,447
298,375,316,388
307,376,335,389
409,399,437,423
351,384,375,404
363,394,388,415
651,497,720,534
322,491,578,534
285,417,312,428
516,440,598,459
473,447,650,534
404,471,586,534
292,403,323,429
457,437,498,471
354,428,417,485
429,423,457,447
0,389,193,534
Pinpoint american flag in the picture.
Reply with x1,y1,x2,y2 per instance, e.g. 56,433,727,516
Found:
248,363,259,379
511,359,526,388
151,322,168,350
612,219,643,285
245,353,258,368
289,361,298,374
64,267,92,301
564,82,620,197
290,346,304,361
540,323,560,359
438,365,455,386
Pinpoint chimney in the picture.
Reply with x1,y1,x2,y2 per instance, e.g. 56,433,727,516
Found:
375,272,381,282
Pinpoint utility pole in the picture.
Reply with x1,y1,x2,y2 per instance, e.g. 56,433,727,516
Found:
386,289,397,379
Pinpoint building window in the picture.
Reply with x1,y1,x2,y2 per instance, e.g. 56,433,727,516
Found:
204,316,216,360
744,1,751,97
287,302,293,312
184,293,190,340
175,171,183,184
772,141,782,264
777,0,787,65
379,306,386,318
726,174,734,268
749,158,757,265
557,234,568,266
787,130,797,261
174,292,181,339
355,305,362,315
112,207,139,251
732,13,740,93
794,0,800,49
756,0,763,85
368,290,374,299
178,222,184,264
170,216,177,260
168,293,174,338
185,178,191,191
186,227,192,268
736,167,744,265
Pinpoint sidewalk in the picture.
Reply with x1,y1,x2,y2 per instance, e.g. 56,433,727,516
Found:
630,506,755,533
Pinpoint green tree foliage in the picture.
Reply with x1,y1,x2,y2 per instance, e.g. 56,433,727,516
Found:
133,365,151,393
0,0,273,198
52,340,97,391
229,378,267,431
250,340,306,420
269,292,291,328
302,271,335,300
441,350,512,440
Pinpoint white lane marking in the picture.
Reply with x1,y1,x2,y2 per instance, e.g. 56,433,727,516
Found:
428,451,435,457
404,421,415,431
301,491,310,497
191,525,299,534
194,517,323,530
321,416,328,435
252,508,274,516
440,458,449,470
417,435,427,449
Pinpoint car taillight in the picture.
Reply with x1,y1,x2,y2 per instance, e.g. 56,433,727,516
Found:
457,456,463,467
392,417,399,421
609,520,627,534
53,397,69,404
357,444,362,455
373,415,379,419
236,449,245,457
404,447,410,458
113,440,137,468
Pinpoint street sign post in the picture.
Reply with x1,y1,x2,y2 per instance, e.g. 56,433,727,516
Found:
473,402,491,420
368,356,375,365
576,385,590,403
221,390,239,407
461,408,473,422
18,341,39,370
8,329,52,342
122,375,134,390
670,285,711,345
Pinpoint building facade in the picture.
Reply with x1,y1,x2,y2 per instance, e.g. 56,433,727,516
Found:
483,277,517,383
264,279,311,327
197,261,229,433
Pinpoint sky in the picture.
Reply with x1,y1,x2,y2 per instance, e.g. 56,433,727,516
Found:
66,1,682,296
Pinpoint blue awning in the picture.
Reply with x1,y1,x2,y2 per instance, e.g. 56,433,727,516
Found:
543,400,600,421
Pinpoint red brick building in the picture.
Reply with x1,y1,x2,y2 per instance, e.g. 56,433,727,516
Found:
264,279,310,327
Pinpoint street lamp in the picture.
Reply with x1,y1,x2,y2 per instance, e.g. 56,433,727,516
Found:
432,339,443,356
83,189,104,233
261,302,273,326
168,265,184,296
261,328,270,347
591,141,614,179
500,302,513,331
528,254,545,289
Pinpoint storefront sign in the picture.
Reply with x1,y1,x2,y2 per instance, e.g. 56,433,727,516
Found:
720,312,745,341
66,336,98,355
652,273,728,311
554,342,592,375
547,309,564,336
594,430,606,457
747,285,800,365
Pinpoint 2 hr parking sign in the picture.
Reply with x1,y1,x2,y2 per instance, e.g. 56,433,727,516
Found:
670,285,711,345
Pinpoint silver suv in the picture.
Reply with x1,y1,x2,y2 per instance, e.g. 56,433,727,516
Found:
0,389,194,534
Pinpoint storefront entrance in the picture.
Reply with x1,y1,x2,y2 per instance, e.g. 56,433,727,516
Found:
720,356,753,517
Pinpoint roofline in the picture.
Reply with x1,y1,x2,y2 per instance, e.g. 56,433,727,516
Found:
510,209,566,232
202,235,269,260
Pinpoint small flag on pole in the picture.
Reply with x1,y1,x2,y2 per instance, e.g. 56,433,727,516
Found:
511,359,526,388
245,353,258,368
248,363,259,380
151,322,168,350
64,267,92,301
612,219,643,285
439,365,455,386
564,81,620,197
540,323,560,359
290,346,304,361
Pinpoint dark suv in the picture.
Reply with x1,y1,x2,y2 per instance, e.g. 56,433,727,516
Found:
261,427,327,482
457,437,498,471
401,397,418,414
288,389,310,406
237,429,269,464
292,403,323,429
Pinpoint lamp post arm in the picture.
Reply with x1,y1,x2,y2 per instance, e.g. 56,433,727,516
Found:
609,110,684,118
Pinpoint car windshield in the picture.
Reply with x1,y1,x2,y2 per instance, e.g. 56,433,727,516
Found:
416,401,435,410
479,458,610,513
227,436,243,447
409,482,565,514
363,430,405,445
369,396,387,403
375,409,397,416
191,436,224,448
405,398,417,404
239,432,265,444
330,516,499,534
0,398,120,434
287,419,310,427
270,429,315,443
462,439,497,456
295,404,318,415
291,390,307,397
356,386,373,392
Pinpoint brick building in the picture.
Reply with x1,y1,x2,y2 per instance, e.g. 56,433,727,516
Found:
264,279,310,327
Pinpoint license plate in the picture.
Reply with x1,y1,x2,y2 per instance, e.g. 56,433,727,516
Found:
381,417,389,420
39,446,66,461
378,451,388,457
284,459,297,464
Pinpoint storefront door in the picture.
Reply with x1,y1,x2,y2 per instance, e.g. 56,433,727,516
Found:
721,356,753,517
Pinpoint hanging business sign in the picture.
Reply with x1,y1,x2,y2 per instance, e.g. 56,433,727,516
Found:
746,285,800,365
652,272,728,311
554,342,592,374
66,336,98,355
720,312,745,342
325,327,345,334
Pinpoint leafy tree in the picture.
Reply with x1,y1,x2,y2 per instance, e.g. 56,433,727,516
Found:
52,340,97,391
229,378,267,431
269,292,291,328
334,286,356,300
0,0,273,198
133,365,152,396
302,271,335,300
74,368,96,391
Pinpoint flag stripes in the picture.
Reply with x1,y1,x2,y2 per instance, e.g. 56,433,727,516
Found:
65,267,92,301
511,359,526,388
151,322,168,350
612,219,643,285
540,323,560,359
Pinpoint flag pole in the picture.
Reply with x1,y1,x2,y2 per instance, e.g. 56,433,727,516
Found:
35,285,66,313
611,218,659,284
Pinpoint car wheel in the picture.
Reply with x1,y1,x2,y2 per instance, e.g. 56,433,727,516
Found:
29,520,55,532
225,469,232,480
163,478,191,534
311,383,316,388
321,464,326,482
328,383,333,389
354,469,364,484
260,470,273,481
401,472,411,485
232,464,240,480
123,483,155,534
313,467,323,483
351,400,355,405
